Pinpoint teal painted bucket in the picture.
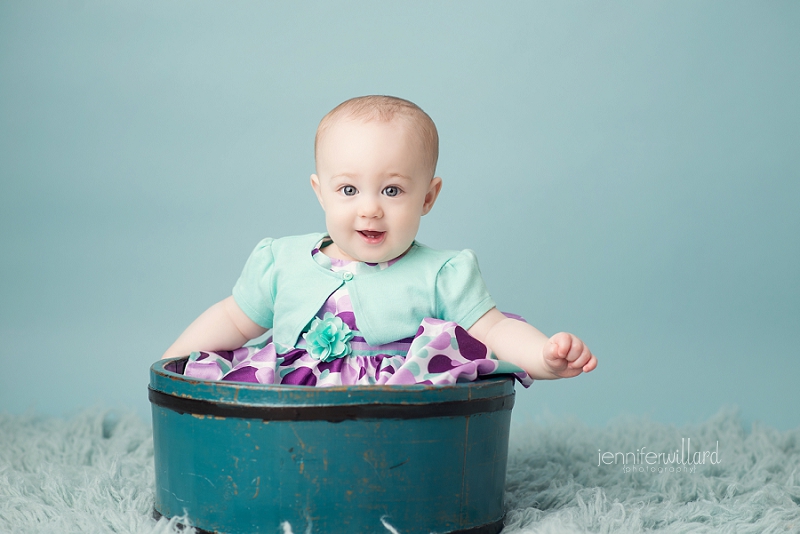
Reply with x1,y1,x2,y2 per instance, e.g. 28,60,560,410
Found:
150,357,516,533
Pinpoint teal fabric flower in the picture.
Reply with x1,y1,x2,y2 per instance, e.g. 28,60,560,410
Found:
303,312,355,362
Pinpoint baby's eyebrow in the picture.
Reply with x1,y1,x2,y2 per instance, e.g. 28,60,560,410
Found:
329,173,412,183
329,173,357,182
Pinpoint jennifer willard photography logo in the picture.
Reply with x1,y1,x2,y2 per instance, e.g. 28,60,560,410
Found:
597,438,720,474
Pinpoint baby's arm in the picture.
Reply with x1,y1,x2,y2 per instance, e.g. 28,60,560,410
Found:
468,308,597,380
161,296,268,360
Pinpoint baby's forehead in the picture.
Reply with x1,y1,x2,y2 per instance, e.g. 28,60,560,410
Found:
318,115,425,153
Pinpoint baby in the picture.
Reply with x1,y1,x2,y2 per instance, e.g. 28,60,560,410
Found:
162,96,597,386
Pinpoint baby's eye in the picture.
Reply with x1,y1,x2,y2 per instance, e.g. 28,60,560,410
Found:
341,185,357,196
382,186,401,197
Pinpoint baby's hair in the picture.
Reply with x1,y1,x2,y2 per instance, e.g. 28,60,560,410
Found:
315,95,439,178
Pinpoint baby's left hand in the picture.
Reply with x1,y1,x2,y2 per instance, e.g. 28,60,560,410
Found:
542,332,597,378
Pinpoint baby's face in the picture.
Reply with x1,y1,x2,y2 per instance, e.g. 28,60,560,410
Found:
311,117,441,263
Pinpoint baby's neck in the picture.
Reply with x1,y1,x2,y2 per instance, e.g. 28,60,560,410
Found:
319,240,412,264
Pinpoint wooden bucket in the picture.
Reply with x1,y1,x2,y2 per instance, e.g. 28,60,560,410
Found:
149,357,515,533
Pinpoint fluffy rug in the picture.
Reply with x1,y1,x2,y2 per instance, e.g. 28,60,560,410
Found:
1,408,798,533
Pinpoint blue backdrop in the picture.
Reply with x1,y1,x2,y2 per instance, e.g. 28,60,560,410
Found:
1,1,798,430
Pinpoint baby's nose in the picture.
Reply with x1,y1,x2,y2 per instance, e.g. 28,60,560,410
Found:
358,197,383,218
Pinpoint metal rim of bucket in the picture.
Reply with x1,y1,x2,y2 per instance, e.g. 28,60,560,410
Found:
147,386,514,422
150,357,516,422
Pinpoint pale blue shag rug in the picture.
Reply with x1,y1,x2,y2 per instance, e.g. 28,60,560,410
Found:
1,408,798,533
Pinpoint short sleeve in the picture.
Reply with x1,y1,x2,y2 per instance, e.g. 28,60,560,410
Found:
435,249,496,329
232,238,276,328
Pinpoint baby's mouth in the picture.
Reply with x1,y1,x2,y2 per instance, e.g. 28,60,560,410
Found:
358,230,386,244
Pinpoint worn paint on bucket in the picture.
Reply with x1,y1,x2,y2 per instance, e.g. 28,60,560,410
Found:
150,357,515,534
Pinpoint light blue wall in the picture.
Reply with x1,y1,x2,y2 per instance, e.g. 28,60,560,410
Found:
1,2,798,429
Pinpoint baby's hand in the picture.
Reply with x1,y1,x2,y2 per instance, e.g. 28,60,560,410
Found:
542,332,597,378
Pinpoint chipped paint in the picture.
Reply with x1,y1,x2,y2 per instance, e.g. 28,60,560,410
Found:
226,476,239,496
290,425,306,450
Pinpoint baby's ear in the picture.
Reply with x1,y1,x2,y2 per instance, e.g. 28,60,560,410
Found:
310,174,325,208
422,176,443,215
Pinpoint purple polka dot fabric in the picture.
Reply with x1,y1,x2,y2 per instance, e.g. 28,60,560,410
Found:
184,317,532,387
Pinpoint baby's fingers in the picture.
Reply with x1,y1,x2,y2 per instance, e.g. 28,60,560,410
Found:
568,344,594,370
549,333,584,363
548,332,574,358
547,332,598,375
